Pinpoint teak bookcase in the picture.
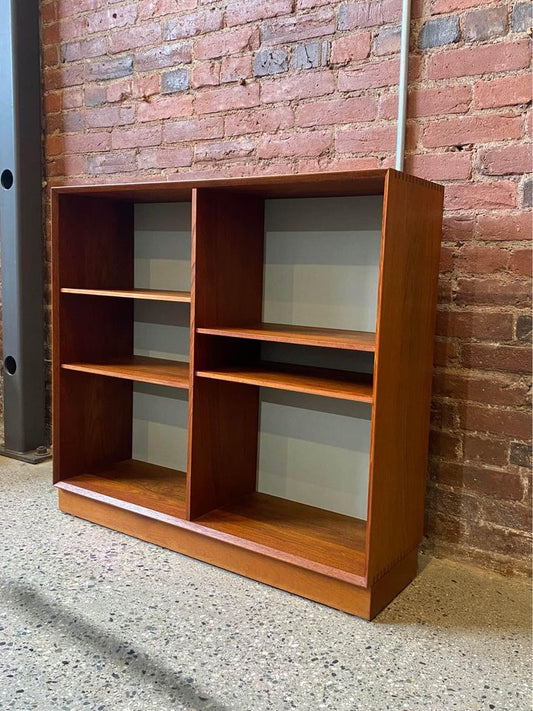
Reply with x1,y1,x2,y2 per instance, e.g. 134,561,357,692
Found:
52,169,444,620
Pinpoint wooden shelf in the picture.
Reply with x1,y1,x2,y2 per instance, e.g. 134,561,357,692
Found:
62,356,189,388
196,323,376,352
196,362,373,402
61,288,191,303
196,492,367,578
58,459,187,519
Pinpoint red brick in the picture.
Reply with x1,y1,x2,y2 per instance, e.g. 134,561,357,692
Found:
225,106,294,136
257,130,332,159
428,40,531,80
296,96,377,127
460,404,531,440
165,117,224,143
438,244,454,271
330,32,371,64
379,85,472,119
467,523,531,557
87,151,137,175
433,338,460,367
338,0,402,30
86,106,135,128
442,215,475,241
41,1,58,24
220,56,253,84
63,87,83,109
137,95,193,122
423,114,522,149
225,0,292,27
133,74,161,99
473,73,532,110
373,26,401,56
435,310,514,341
433,461,524,501
463,434,509,467
482,500,532,532
480,144,532,176
406,152,472,181
163,8,223,40
196,139,255,162
456,277,531,307
336,124,396,153
86,5,138,34
445,182,517,211
338,57,399,91
111,126,162,149
434,370,529,406
109,24,161,54
44,92,62,114
137,146,193,168
262,8,335,45
461,343,532,374
431,0,494,13
196,84,260,114
429,429,461,459
477,212,532,241
194,26,260,60
138,0,197,20
457,244,509,275
261,70,335,104
63,132,111,153
508,248,532,277
191,62,220,89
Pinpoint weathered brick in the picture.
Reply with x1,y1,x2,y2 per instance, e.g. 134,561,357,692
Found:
456,276,530,307
296,96,377,127
442,215,475,241
257,130,332,158
429,429,461,459
445,182,517,211
515,315,532,342
480,144,532,176
477,212,532,241
338,57,399,90
436,310,514,341
194,25,260,60
135,43,192,72
225,0,292,28
338,0,402,30
162,9,222,41
511,2,532,32
111,126,162,149
87,151,137,174
225,106,294,136
85,56,133,82
460,404,532,440
196,139,255,162
220,56,253,84
86,106,135,128
434,370,529,406
261,70,335,103
336,125,396,153
433,461,524,501
196,84,260,114
165,117,224,143
418,16,460,48
405,152,471,181
191,62,220,88
330,32,371,64
461,343,532,374
521,176,532,208
463,434,509,467
137,94,193,122
510,441,532,468
254,49,289,77
161,68,190,94
473,74,532,109
463,6,507,42
109,24,161,54
138,0,197,20
63,132,111,154
262,8,336,45
86,5,138,34
428,40,531,79
423,113,523,149
457,244,509,275
373,26,401,55
137,146,193,168
292,41,330,70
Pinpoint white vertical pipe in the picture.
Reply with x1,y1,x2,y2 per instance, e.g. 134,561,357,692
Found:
395,0,412,172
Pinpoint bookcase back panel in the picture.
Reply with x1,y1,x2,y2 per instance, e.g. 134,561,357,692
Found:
134,301,190,362
263,196,382,332
132,383,188,472
257,389,371,519
134,203,191,291
260,342,374,374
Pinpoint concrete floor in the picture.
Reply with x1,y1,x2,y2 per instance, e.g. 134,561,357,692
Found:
0,457,530,711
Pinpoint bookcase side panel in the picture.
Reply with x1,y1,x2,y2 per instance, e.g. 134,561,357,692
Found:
366,171,444,584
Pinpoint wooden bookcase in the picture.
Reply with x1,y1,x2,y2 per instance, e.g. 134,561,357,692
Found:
52,169,444,619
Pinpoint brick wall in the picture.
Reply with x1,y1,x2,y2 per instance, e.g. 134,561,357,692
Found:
39,0,532,575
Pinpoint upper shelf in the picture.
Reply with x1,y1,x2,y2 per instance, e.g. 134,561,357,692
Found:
61,288,191,303
196,323,376,352
62,356,190,389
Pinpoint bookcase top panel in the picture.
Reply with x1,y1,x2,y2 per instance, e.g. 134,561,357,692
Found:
51,169,440,203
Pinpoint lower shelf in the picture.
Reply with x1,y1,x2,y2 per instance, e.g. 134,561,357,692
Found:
61,356,190,388
58,459,187,519
196,493,367,578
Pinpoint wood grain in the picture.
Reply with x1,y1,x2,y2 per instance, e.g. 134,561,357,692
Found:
62,356,190,389
196,362,373,402
60,459,187,519
61,288,191,303
197,324,376,352
366,169,444,585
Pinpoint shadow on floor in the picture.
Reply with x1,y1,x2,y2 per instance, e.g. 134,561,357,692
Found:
1,578,229,711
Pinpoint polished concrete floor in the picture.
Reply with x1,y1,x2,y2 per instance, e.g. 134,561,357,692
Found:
0,457,530,711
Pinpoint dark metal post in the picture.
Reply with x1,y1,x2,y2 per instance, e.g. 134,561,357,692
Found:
0,0,48,461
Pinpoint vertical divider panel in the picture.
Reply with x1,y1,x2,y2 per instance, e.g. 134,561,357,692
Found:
52,194,134,483
187,188,265,519
365,170,444,584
